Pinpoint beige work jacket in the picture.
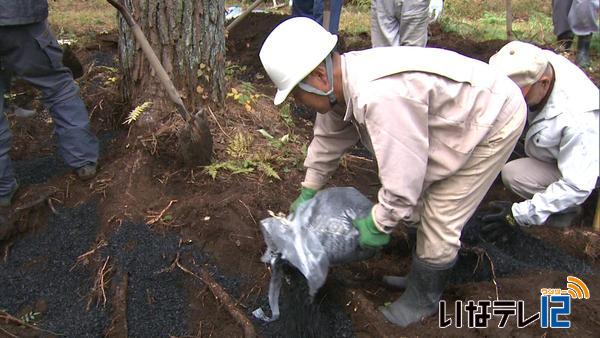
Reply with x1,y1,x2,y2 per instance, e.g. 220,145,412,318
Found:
302,47,524,230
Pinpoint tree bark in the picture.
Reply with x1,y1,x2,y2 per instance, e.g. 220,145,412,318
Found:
506,0,514,40
117,0,225,126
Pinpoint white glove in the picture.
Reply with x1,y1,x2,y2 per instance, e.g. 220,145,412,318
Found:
428,0,444,22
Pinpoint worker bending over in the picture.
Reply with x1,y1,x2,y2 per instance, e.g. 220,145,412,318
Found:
260,18,526,326
484,41,598,235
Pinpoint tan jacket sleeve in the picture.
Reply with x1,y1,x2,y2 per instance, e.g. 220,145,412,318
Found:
364,90,429,231
303,111,360,189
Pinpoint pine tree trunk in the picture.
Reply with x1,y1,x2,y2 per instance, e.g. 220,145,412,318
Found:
117,0,225,126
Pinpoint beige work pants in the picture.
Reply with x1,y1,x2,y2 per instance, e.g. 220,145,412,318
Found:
416,102,526,265
501,157,560,199
371,0,430,47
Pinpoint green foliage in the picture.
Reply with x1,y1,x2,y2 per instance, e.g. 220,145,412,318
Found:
257,129,290,149
227,82,260,112
347,0,371,11
225,62,247,80
204,131,283,180
279,102,295,128
227,132,254,159
480,11,505,25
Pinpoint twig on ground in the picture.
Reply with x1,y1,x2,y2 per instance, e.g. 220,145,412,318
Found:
14,188,57,212
3,242,13,262
0,309,63,336
207,106,230,139
146,200,178,225
48,198,58,215
87,256,112,309
175,258,256,338
238,199,257,225
71,240,108,271
483,251,500,301
0,326,18,338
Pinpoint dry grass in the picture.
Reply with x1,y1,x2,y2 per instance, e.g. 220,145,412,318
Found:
48,0,116,39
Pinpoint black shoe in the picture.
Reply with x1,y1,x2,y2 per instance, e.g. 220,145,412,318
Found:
76,164,97,181
379,255,455,327
576,34,592,67
557,31,574,51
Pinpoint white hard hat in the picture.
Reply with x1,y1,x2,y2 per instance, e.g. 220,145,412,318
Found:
259,17,338,105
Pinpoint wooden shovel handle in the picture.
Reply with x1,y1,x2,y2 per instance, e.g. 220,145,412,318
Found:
322,0,331,32
106,0,191,122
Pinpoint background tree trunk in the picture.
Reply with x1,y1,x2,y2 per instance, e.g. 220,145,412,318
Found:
117,0,225,126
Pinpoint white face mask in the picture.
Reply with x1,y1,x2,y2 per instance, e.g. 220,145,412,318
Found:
297,54,338,107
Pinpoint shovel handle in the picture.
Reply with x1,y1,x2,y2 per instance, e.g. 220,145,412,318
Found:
106,0,191,122
322,0,331,32
226,0,264,33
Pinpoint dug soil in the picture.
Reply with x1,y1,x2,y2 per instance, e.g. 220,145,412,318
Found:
1,12,599,338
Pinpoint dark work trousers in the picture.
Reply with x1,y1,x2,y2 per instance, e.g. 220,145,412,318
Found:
0,20,99,198
292,0,344,34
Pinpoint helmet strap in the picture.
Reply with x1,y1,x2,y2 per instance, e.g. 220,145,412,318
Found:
297,54,338,107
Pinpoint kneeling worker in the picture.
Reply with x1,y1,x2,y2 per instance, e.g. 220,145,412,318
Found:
486,41,599,233
259,17,526,326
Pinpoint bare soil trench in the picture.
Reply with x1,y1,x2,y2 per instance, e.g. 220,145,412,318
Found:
1,13,598,338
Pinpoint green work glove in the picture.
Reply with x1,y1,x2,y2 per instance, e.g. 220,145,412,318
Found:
289,187,318,213
352,213,390,248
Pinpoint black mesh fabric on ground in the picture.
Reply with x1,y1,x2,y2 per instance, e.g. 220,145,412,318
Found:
453,210,594,284
14,131,116,185
0,202,109,336
253,263,354,338
102,222,188,338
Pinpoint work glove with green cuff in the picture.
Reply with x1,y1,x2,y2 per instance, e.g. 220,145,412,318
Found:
289,187,318,214
480,200,519,242
352,211,390,248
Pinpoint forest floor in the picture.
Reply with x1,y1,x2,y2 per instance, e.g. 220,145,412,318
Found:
0,12,599,338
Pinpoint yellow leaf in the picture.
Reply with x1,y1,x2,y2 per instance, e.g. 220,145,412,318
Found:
231,88,238,95
200,63,206,69
244,104,252,111
196,85,204,94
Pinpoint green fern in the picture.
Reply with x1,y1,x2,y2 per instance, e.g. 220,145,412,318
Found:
257,162,280,180
123,101,152,125
227,132,254,159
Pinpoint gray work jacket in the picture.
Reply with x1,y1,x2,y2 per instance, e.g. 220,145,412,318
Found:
0,0,48,26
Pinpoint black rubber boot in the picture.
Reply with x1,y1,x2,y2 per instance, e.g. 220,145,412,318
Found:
379,255,455,327
576,34,592,67
557,31,574,51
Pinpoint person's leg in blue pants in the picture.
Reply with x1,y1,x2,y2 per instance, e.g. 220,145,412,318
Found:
291,0,343,34
0,20,99,200
0,71,18,201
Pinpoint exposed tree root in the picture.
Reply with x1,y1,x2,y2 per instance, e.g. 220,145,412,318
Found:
87,256,113,310
146,200,178,225
105,272,129,338
173,255,257,338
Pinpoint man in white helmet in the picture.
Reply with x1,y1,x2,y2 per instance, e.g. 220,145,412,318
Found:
483,41,599,237
260,17,526,327
371,0,444,47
